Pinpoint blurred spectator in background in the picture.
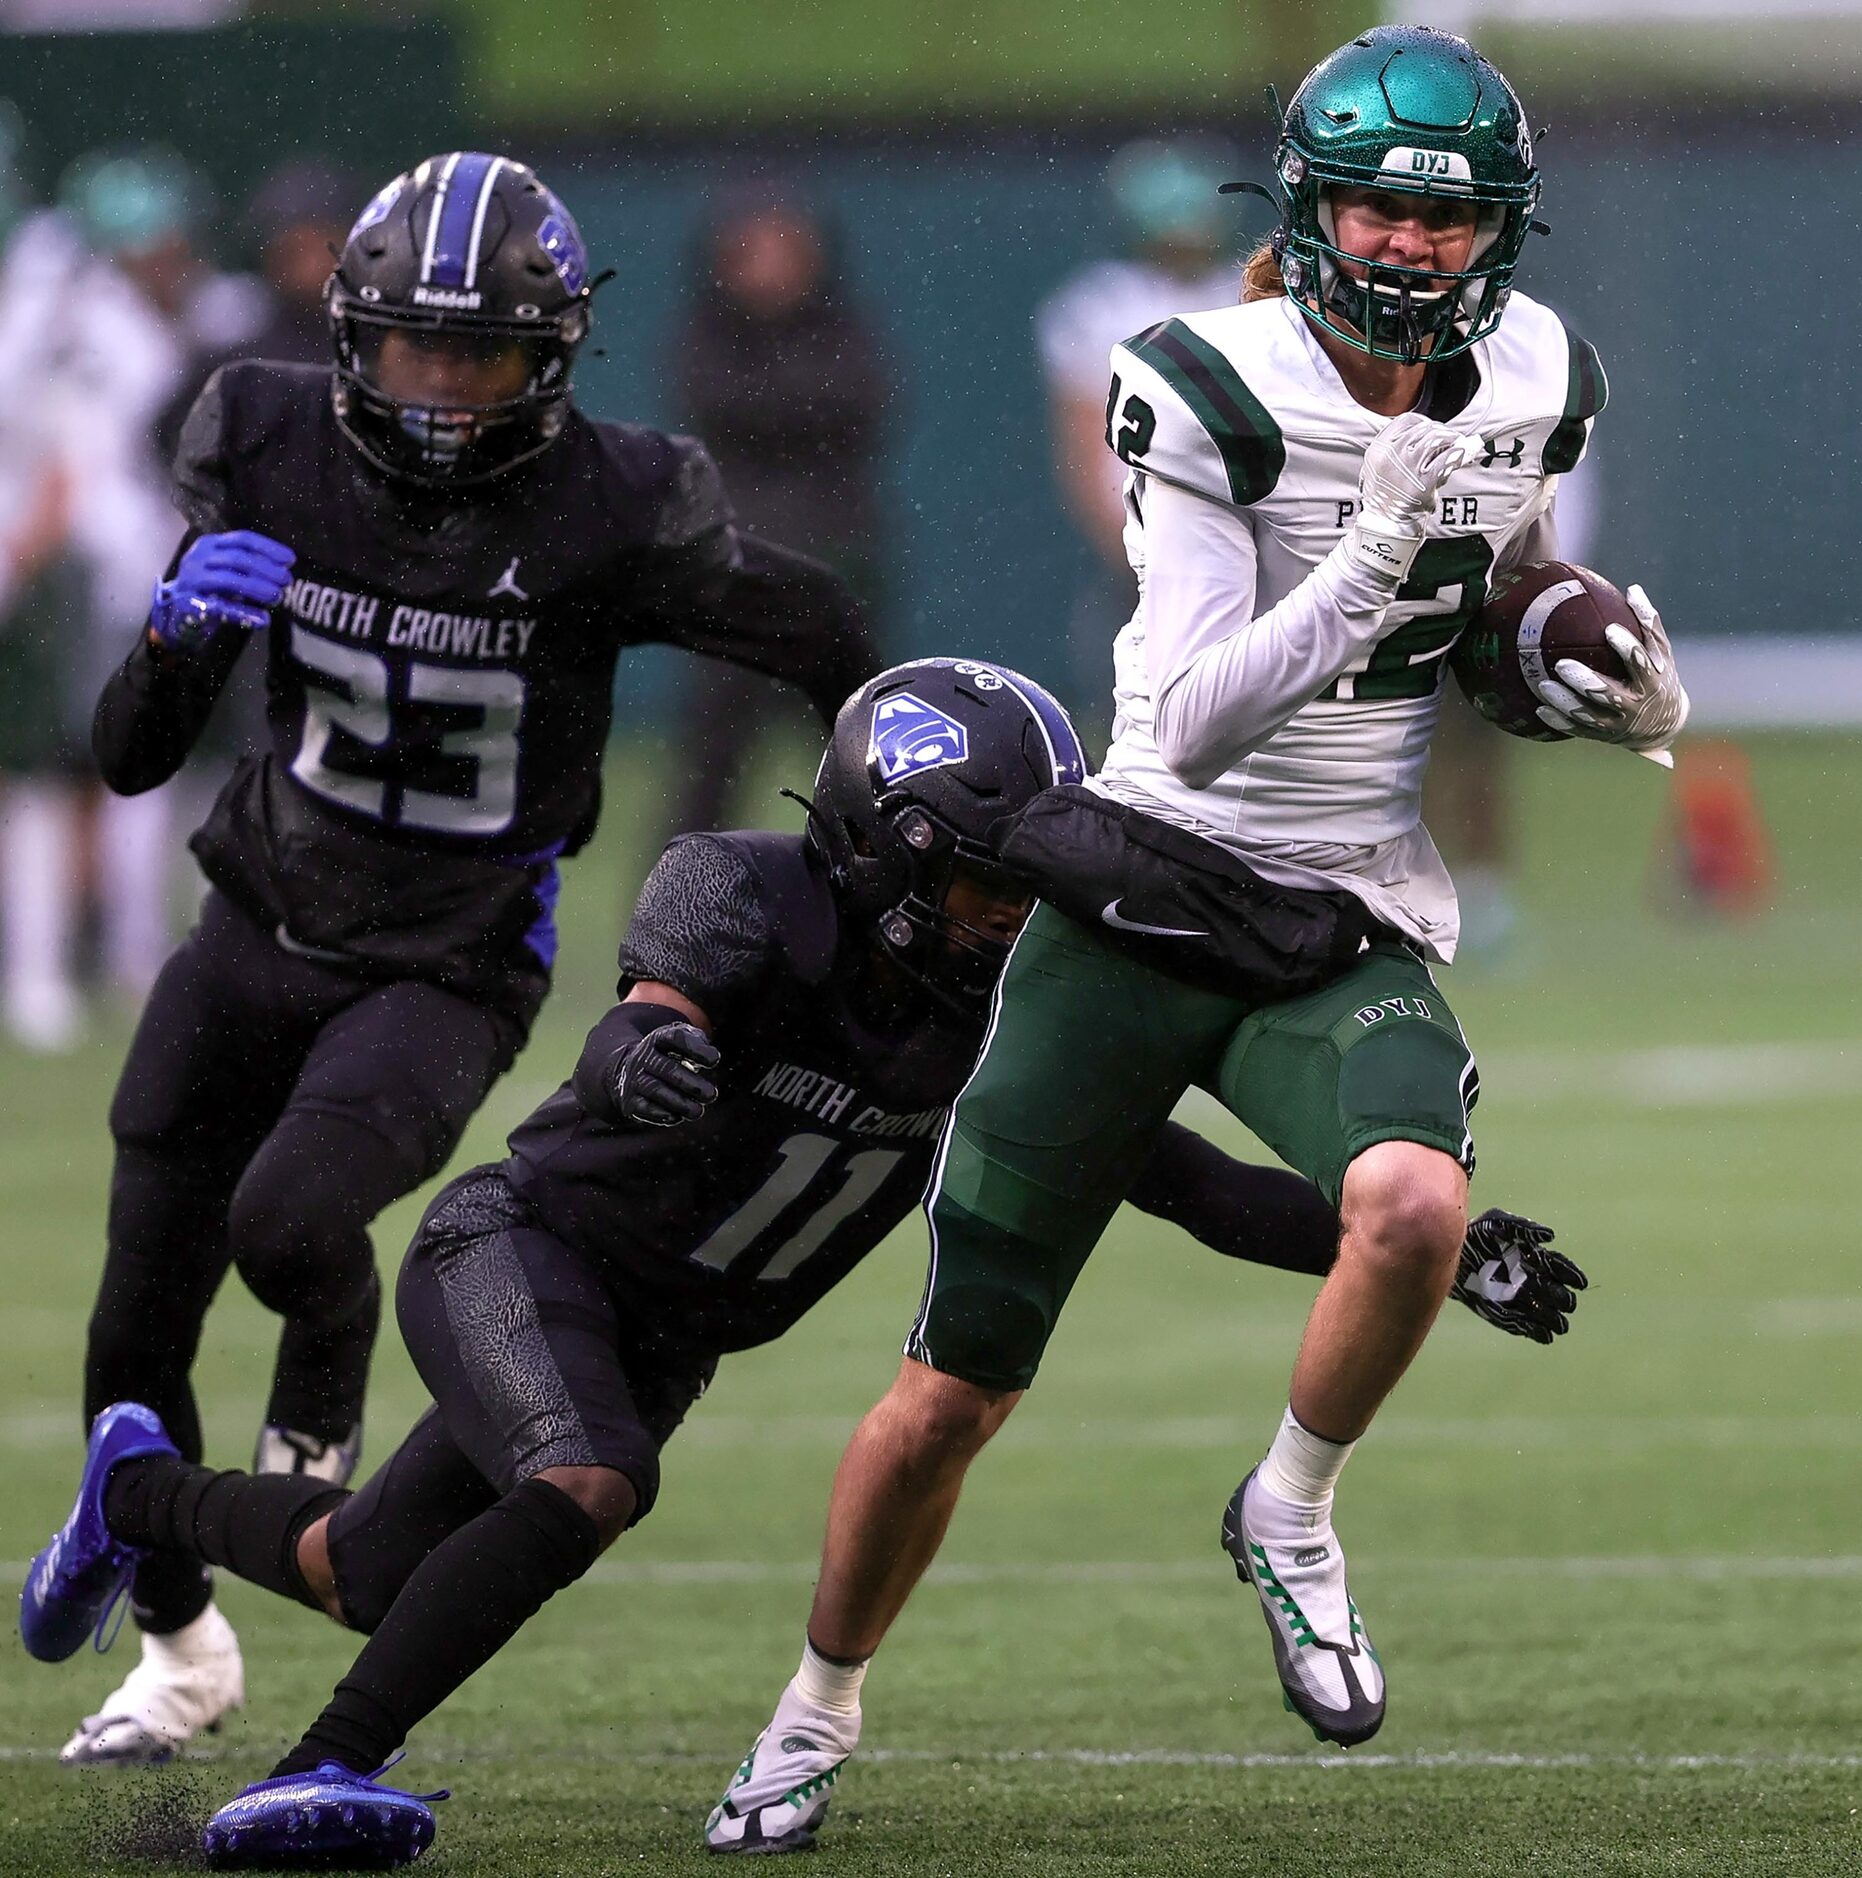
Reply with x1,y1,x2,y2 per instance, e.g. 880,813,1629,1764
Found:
241,158,350,364
1036,138,1239,719
662,181,889,840
51,148,261,1014
158,155,350,437
0,103,89,1050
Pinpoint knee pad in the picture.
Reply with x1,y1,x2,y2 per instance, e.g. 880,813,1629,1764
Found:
228,1175,374,1327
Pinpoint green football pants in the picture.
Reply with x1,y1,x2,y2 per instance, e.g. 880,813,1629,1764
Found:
910,902,1477,1392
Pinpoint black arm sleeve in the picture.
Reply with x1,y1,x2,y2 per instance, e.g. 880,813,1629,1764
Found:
92,616,248,794
569,1000,692,1123
1126,1120,1342,1278
615,835,775,1015
628,437,880,727
671,532,880,728
91,369,246,794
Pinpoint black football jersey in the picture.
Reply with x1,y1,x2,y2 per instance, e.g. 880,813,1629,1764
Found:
92,362,874,998
503,833,985,1352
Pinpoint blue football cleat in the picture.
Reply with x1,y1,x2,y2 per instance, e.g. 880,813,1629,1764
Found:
20,1402,178,1663
201,1762,447,1869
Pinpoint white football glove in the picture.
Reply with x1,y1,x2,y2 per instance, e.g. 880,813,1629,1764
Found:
1531,583,1690,769
1343,412,1484,584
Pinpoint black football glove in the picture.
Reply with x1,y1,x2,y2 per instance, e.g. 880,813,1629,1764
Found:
1451,1207,1588,1344
606,1022,721,1128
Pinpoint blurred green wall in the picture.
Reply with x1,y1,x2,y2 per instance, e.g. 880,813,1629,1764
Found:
546,121,1856,711
17,17,1851,722
0,19,462,222
445,1,1361,124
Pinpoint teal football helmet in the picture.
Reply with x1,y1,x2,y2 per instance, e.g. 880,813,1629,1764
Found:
1269,25,1540,364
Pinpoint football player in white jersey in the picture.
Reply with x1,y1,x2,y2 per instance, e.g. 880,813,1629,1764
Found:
708,26,1687,1851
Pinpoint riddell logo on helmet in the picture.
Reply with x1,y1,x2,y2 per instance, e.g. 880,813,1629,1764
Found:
411,285,484,310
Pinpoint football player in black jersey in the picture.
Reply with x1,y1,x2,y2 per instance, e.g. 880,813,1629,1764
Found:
23,660,1582,1869
66,152,876,1766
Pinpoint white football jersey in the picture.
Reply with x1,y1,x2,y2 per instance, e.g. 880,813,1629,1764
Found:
1092,289,1605,959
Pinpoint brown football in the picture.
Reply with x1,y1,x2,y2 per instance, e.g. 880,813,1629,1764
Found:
1451,561,1641,742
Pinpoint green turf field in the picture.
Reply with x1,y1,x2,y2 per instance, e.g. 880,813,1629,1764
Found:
2,732,1859,1875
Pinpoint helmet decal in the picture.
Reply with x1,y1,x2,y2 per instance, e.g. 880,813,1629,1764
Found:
1379,147,1473,186
869,694,969,784
347,175,404,244
536,211,587,296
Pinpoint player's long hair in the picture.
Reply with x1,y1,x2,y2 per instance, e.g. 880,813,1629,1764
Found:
1242,239,1286,303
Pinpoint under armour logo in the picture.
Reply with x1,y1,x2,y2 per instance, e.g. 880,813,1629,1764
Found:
1478,434,1526,470
488,557,529,601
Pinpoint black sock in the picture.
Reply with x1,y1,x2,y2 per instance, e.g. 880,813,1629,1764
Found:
131,1551,214,1637
106,1454,347,1613
272,1477,601,1779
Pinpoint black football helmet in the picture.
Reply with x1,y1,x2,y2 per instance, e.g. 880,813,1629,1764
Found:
327,152,596,487
808,659,1086,1012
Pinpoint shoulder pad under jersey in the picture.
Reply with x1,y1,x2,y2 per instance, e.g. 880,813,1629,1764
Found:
1107,313,1286,508
172,360,328,532
1540,320,1608,476
578,418,736,552
617,831,835,1012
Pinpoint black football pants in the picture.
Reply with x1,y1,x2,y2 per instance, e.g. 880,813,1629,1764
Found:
85,892,513,1633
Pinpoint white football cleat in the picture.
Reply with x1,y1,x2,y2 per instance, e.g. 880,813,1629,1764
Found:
254,1422,362,1486
60,1601,245,1767
1221,1468,1385,1746
705,1681,861,1854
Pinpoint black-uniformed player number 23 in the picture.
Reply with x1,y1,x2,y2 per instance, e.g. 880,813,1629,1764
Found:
690,1132,907,1281
289,626,525,837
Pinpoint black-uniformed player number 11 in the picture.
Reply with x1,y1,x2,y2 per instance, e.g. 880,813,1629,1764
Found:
690,1133,907,1281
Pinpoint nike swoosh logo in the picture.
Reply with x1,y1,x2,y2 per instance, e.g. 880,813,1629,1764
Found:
1101,899,1208,939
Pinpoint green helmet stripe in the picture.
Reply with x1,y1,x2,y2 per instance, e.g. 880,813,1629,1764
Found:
1543,330,1607,474
1126,318,1286,505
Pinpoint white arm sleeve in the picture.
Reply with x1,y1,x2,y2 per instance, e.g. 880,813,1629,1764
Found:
1143,477,1400,789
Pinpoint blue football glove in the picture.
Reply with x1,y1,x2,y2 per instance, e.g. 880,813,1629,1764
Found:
149,530,296,653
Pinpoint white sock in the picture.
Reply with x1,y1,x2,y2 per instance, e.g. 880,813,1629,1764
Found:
2,781,79,1005
96,785,171,999
792,1638,868,1714
1258,1404,1355,1512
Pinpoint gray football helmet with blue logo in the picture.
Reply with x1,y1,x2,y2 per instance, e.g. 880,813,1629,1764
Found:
808,659,1086,1010
327,151,596,486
